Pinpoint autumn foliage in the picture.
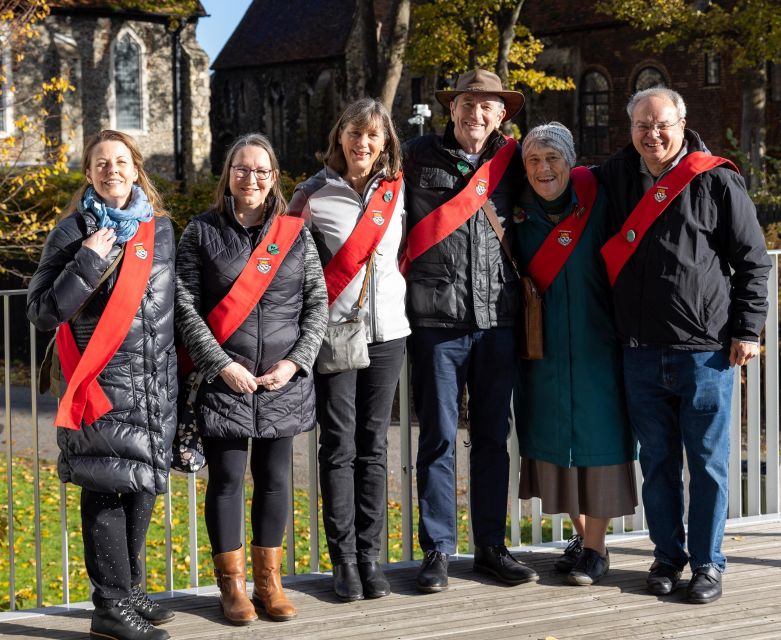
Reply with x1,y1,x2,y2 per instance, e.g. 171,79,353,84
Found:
0,0,74,280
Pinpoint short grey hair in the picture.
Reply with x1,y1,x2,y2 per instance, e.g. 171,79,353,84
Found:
521,122,576,168
626,87,687,122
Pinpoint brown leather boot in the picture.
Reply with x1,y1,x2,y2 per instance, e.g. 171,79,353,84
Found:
251,545,297,621
213,546,258,625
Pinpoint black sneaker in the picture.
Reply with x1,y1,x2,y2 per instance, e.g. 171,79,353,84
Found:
554,534,583,573
416,550,449,593
90,598,170,640
567,547,610,586
129,585,175,625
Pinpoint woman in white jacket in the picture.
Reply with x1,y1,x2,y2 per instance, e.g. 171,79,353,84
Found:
289,98,408,602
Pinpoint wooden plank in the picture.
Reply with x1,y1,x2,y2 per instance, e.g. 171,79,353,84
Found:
5,520,781,640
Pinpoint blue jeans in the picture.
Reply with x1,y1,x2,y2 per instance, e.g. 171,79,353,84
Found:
410,327,515,553
623,347,733,572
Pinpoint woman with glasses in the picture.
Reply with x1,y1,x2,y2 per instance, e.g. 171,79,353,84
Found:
289,98,408,602
175,133,327,625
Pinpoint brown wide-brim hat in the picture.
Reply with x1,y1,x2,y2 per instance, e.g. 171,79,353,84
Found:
435,69,525,122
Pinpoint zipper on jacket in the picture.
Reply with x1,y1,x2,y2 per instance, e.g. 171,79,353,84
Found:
369,250,379,342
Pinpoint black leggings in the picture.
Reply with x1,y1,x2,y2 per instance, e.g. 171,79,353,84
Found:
202,436,293,554
81,488,156,607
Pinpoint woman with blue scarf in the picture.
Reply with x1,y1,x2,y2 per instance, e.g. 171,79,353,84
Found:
27,130,177,640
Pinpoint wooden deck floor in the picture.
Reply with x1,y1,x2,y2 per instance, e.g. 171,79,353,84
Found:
3,518,781,640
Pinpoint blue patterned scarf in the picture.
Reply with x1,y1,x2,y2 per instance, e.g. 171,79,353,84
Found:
82,184,154,244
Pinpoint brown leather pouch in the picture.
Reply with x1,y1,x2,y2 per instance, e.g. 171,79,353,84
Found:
519,276,543,360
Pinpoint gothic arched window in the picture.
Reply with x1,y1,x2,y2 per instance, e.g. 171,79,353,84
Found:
634,67,666,92
114,32,143,130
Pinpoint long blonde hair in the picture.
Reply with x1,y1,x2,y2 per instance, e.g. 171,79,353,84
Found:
64,129,167,218
212,133,288,216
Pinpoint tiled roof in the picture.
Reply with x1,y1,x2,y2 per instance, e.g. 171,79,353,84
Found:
212,0,357,70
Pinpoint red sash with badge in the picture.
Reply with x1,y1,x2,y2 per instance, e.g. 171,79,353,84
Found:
400,136,516,275
55,218,156,430
600,152,738,286
179,215,304,375
525,167,598,294
323,176,402,306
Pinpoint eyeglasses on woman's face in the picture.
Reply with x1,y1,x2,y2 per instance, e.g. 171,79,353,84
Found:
230,165,273,181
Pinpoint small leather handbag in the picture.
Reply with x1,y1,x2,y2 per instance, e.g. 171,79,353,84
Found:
518,275,543,360
316,253,374,374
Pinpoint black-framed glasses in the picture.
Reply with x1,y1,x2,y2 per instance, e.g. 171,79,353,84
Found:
631,118,683,135
231,165,273,180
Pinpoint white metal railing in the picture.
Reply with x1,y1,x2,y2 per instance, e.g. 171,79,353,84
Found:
0,249,779,615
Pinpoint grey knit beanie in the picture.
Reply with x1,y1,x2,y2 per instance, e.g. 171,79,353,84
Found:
521,122,576,168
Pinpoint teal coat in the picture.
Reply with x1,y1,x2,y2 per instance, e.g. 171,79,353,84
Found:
513,179,635,468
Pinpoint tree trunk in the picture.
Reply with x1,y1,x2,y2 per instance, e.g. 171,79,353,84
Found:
739,64,767,191
494,0,524,87
377,0,411,111
359,0,379,96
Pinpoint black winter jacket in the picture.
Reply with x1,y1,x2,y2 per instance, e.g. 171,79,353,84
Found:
597,130,771,349
402,125,523,329
27,210,177,495
175,208,328,440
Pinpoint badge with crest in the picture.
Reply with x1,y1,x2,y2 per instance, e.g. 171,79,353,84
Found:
256,257,272,274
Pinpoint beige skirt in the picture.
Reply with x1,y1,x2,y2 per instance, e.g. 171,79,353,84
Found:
519,458,638,519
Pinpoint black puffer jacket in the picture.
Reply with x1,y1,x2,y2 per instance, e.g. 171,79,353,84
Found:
402,125,523,329
175,208,328,440
597,129,771,349
27,209,177,495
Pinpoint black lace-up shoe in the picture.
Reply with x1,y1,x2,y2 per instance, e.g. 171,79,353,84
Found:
129,585,175,625
646,560,683,595
358,560,391,598
90,598,170,640
687,566,722,604
416,550,449,593
473,545,539,585
554,534,584,573
333,562,364,602
567,547,610,586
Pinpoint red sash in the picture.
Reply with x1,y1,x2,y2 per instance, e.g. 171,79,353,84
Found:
400,136,516,275
323,176,402,306
600,152,738,286
526,167,598,294
179,215,304,374
55,218,156,430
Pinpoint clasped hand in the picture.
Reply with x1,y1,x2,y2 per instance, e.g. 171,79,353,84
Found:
219,359,300,393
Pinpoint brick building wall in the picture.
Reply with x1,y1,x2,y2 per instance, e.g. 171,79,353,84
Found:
523,1,781,165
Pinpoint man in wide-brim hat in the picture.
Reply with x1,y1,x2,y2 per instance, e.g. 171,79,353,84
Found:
401,69,537,593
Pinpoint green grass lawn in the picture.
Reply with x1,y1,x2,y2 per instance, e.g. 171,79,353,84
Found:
0,456,573,611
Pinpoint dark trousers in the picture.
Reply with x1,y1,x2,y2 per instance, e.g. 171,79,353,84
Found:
202,436,293,554
81,488,156,607
410,327,515,553
317,338,406,563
